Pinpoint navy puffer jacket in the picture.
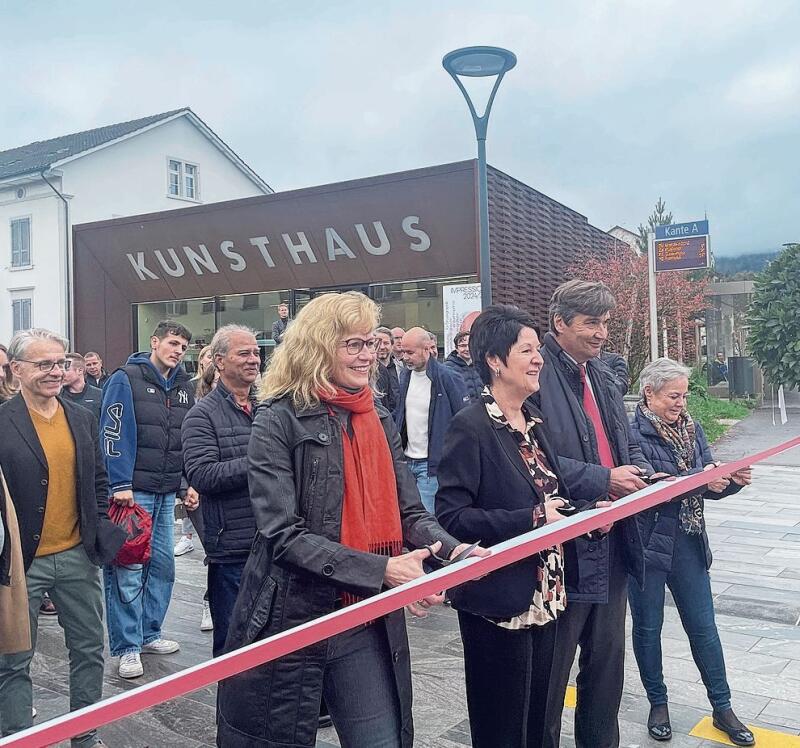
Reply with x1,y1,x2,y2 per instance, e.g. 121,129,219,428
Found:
181,381,257,560
630,407,742,574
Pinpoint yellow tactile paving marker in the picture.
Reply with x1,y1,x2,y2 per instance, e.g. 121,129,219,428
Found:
690,716,800,746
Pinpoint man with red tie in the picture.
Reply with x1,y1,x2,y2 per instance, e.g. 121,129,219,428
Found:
532,280,654,748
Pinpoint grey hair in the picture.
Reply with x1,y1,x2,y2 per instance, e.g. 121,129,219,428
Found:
210,324,257,359
8,328,69,361
375,326,392,337
548,279,616,331
638,357,692,396
427,331,437,344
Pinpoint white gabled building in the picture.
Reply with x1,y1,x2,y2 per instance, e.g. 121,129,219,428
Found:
0,108,271,343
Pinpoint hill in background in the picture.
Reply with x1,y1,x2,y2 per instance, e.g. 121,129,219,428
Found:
713,250,780,279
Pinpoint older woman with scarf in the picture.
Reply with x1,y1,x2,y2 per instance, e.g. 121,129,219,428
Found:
628,358,754,746
216,291,483,748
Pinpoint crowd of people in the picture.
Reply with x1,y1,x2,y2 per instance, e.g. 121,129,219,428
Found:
0,280,757,748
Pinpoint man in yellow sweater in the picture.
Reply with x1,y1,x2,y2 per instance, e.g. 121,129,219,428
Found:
0,329,125,746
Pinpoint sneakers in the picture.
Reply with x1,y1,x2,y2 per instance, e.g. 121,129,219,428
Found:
118,652,144,679
142,638,180,654
173,535,195,556
200,601,214,631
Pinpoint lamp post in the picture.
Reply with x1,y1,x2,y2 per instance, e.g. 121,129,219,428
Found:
443,46,517,309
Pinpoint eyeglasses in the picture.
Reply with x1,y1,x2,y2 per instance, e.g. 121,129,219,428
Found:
17,358,72,373
340,338,379,355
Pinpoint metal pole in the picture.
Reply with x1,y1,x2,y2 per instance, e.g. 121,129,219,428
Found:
648,231,659,361
476,137,492,308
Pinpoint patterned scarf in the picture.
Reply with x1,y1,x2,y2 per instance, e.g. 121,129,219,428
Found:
638,400,704,534
320,386,403,605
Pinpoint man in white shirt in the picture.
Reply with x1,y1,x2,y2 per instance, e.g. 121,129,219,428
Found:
394,328,468,512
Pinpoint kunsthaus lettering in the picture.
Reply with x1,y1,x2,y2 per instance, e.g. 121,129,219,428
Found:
126,216,432,281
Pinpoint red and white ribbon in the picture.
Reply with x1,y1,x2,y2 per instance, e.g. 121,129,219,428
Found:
3,435,799,747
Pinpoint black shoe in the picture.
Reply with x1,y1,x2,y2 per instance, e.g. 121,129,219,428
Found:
712,709,755,746
647,704,672,741
317,714,333,730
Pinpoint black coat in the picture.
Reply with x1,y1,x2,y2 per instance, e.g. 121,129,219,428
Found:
630,409,741,574
181,381,257,561
61,382,103,423
217,396,460,748
531,333,653,602
444,351,484,402
435,400,572,618
375,362,400,415
0,395,126,572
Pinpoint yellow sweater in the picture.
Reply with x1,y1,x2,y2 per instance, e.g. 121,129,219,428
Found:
30,405,81,556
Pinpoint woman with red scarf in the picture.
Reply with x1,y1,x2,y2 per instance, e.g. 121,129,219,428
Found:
216,292,482,748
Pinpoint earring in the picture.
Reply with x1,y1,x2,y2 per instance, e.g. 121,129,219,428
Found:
494,368,501,377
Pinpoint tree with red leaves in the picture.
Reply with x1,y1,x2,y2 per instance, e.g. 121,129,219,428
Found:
568,245,708,385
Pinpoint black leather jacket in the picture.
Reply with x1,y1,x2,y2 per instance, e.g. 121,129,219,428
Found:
217,395,459,748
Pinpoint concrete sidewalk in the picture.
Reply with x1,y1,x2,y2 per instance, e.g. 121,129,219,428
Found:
25,409,800,747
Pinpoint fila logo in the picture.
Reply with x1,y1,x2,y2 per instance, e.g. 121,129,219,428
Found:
104,403,123,458
178,390,188,405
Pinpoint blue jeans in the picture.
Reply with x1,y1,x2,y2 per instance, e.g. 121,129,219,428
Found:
104,491,176,657
628,529,731,711
407,458,438,514
207,560,246,657
323,621,402,748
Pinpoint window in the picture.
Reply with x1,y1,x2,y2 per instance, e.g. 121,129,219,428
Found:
11,217,31,267
164,301,188,316
12,298,32,333
167,159,200,200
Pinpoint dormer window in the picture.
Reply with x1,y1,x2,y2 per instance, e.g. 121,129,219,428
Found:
168,159,200,201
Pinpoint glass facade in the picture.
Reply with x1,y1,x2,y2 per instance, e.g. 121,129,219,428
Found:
132,275,477,371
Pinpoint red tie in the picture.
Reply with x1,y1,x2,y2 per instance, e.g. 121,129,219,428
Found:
580,365,616,469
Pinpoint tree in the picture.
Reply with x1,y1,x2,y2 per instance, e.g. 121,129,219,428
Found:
747,243,800,389
636,197,673,254
568,244,708,386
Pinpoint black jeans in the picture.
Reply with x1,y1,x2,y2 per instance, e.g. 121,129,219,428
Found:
543,536,628,748
323,621,402,748
207,560,246,657
458,610,558,748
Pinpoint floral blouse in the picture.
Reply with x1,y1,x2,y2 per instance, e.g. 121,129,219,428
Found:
482,387,567,628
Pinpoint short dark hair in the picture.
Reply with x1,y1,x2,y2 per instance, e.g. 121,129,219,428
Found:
152,320,192,343
66,352,86,368
453,330,469,347
469,305,540,386
548,280,616,332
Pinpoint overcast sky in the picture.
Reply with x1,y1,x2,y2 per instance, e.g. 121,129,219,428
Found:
2,1,798,256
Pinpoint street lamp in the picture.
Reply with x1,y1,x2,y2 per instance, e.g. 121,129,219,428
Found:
443,46,517,309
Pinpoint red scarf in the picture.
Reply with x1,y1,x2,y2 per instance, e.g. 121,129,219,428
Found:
320,387,403,604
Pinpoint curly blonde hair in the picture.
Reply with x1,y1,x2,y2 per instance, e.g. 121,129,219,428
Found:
260,291,380,409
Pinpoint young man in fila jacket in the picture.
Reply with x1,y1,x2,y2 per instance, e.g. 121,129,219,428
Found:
100,320,195,680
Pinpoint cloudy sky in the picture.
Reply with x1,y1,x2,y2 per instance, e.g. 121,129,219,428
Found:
2,1,798,255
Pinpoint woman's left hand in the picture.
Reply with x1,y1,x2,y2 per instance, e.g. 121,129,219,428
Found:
730,466,753,486
406,592,445,618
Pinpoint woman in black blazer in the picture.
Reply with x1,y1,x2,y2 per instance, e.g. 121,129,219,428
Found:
436,305,572,748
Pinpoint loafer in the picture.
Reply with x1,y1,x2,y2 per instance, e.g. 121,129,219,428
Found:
712,709,755,746
647,704,672,742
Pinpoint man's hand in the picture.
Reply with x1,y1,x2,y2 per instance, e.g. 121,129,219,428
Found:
183,487,200,510
609,466,648,496
384,543,440,588
112,490,135,506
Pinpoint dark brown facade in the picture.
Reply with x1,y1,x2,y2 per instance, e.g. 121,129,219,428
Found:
73,160,612,364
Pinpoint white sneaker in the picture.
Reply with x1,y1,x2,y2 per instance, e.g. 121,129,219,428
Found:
200,600,214,631
174,535,195,556
142,638,180,654
119,652,144,678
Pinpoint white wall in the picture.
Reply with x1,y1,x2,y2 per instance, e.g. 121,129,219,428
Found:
0,114,267,345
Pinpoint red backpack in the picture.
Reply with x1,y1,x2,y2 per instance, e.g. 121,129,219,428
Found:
108,502,152,566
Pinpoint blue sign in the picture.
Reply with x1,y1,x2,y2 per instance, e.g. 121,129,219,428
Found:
655,220,709,240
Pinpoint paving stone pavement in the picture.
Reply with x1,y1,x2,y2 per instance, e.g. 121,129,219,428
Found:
22,410,800,747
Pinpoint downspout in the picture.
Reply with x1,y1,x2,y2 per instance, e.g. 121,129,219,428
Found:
40,170,72,342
